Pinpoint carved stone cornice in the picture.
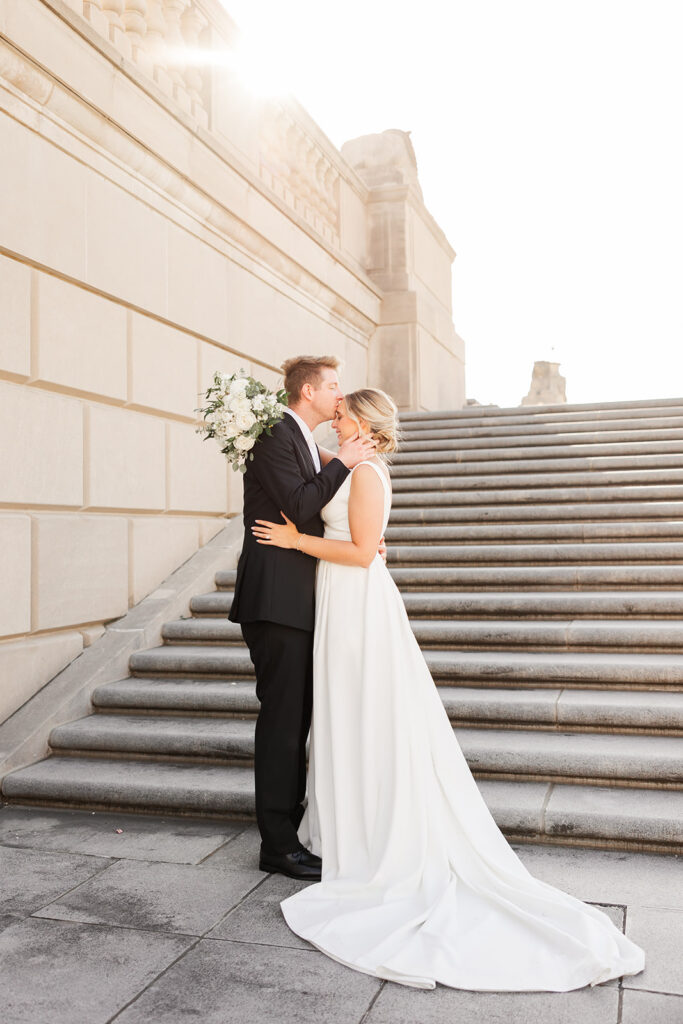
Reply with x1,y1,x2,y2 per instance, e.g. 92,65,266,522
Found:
0,30,379,337
260,100,341,247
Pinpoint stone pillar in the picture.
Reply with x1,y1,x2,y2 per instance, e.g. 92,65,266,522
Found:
521,361,567,406
341,130,465,411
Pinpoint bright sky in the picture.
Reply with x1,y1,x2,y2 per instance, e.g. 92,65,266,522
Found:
220,1,683,408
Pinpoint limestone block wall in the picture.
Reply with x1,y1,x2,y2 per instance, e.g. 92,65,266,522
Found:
0,0,464,726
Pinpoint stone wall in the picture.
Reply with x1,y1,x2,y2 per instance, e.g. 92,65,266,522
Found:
0,0,464,725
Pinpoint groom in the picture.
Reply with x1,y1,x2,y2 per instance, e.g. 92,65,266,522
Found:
229,355,377,880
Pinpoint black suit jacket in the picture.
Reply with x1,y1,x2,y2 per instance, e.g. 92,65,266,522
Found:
229,414,350,630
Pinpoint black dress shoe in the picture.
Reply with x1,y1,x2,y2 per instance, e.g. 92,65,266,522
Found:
259,847,322,880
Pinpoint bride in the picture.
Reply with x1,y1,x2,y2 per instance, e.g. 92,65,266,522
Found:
250,388,645,992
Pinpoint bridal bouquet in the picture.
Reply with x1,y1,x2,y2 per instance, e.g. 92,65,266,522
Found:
196,368,289,472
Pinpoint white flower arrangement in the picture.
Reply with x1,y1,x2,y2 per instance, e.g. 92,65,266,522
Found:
196,368,289,472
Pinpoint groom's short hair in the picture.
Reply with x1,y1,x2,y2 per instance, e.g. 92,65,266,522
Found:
282,355,340,403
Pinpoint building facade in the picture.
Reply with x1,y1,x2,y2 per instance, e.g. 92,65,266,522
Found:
0,0,465,726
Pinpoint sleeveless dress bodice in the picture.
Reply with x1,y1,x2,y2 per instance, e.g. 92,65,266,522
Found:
320,460,391,542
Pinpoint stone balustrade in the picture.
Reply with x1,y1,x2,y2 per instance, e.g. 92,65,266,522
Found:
61,0,346,244
260,102,341,245
64,0,215,127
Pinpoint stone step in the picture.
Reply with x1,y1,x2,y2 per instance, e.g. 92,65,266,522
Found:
214,569,237,590
400,408,683,437
399,427,683,455
212,563,683,591
400,416,683,445
90,678,683,733
129,643,683,689
392,483,683,508
93,677,258,714
162,618,244,643
389,563,683,590
392,438,683,466
389,619,683,653
196,588,683,620
4,756,681,851
43,715,683,786
386,500,683,525
161,614,683,654
399,396,683,425
401,590,683,619
388,541,683,566
390,452,683,479
385,520,683,544
391,467,683,494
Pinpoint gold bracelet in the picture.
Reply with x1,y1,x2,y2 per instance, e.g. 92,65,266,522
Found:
296,533,306,551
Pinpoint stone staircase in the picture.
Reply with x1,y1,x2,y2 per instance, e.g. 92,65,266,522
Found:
3,396,683,854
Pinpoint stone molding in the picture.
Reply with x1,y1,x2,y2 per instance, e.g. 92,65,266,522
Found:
35,2,372,241
0,6,380,339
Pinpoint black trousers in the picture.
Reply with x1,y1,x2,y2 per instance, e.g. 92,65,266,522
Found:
241,620,313,855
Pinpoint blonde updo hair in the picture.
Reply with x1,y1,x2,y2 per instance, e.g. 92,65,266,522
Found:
344,388,400,458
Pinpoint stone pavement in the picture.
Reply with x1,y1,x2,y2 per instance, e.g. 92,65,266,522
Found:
0,804,680,1024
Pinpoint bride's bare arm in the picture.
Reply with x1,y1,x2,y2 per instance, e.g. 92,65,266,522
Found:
252,465,385,568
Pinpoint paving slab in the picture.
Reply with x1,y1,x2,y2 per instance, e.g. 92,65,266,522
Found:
0,804,242,863
0,916,193,1024
200,822,262,871
207,872,313,949
32,854,264,936
0,844,110,918
364,978,619,1023
113,938,381,1024
511,844,683,911
0,913,19,936
621,989,683,1023
622,905,683,995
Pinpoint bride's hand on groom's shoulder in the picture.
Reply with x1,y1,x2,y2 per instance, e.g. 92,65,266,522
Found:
378,535,387,564
337,433,377,469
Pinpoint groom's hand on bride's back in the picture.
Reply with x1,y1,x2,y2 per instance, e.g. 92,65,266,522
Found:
337,434,377,469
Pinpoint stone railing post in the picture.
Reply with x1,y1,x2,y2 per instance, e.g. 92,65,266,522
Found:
161,0,193,113
101,0,133,58
143,0,174,97
122,0,152,75
180,3,209,127
82,0,111,38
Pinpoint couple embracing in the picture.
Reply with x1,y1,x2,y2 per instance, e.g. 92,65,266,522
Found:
229,355,644,992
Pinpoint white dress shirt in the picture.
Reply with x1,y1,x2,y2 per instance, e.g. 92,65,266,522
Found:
284,407,321,472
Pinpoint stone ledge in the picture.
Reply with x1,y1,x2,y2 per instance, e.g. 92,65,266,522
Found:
0,516,243,780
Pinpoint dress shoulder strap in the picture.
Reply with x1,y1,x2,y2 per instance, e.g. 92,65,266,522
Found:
351,459,391,494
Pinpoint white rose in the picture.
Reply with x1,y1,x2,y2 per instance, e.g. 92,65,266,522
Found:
222,416,239,439
251,395,265,412
228,395,252,414
236,411,256,432
230,377,249,397
234,434,256,452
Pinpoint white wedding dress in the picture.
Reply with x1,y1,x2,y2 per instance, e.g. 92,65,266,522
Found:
280,461,645,991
